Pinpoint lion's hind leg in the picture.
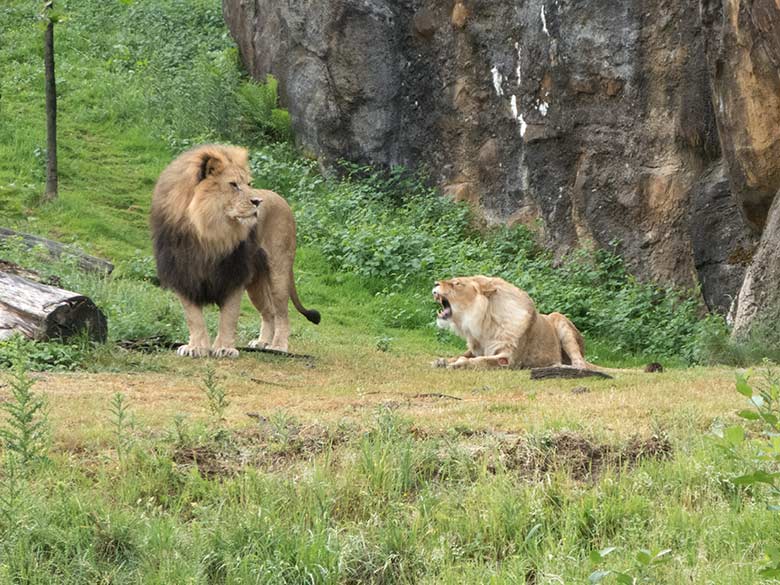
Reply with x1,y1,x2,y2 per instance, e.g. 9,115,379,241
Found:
266,274,291,353
446,352,513,369
549,312,587,369
247,276,274,350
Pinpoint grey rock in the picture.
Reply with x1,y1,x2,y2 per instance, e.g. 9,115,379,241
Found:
731,190,780,338
689,161,757,314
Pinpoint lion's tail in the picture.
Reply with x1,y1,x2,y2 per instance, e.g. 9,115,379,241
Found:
289,269,321,324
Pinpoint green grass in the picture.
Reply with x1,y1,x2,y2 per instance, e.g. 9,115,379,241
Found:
0,0,778,583
0,390,777,584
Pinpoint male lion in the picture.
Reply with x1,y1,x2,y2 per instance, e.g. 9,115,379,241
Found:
432,275,588,370
150,144,319,358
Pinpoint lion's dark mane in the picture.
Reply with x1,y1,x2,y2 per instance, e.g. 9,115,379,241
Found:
151,219,267,307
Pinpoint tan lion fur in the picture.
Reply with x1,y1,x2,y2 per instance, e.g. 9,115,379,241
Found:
150,144,318,358
432,275,588,370
152,144,255,258
245,188,320,352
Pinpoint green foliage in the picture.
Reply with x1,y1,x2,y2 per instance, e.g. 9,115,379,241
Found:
375,335,393,353
695,315,780,366
109,392,133,462
201,366,230,432
714,362,780,577
0,339,50,468
589,546,672,584
234,76,294,144
0,335,90,372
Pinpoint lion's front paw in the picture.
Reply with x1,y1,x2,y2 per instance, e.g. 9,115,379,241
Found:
432,358,449,368
177,345,211,358
247,338,268,349
212,347,239,359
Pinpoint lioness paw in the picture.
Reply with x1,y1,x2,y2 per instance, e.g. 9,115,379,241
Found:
177,345,211,358
247,338,268,349
432,358,449,368
447,358,469,369
213,347,239,359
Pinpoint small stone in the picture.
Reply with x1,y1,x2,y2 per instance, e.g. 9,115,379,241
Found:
477,138,500,170
571,386,590,395
602,77,624,96
413,9,437,38
569,76,597,95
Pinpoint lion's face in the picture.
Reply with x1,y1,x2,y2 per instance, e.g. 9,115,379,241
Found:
433,276,495,331
189,149,260,235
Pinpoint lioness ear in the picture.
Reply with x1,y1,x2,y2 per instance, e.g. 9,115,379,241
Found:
480,283,497,297
475,277,498,296
199,154,225,181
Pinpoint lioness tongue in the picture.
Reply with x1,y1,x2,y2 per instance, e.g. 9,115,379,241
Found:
438,307,452,319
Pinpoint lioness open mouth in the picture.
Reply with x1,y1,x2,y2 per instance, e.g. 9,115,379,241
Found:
435,294,452,320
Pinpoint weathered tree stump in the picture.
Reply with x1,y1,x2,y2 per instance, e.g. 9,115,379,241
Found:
0,271,107,342
0,228,114,274
530,366,613,380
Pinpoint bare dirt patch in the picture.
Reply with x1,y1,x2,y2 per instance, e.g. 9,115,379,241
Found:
506,430,673,481
171,420,355,477
171,421,673,483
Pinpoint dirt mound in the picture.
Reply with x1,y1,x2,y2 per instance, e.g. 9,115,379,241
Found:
507,431,673,481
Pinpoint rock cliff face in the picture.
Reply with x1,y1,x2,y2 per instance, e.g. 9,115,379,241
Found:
223,0,779,328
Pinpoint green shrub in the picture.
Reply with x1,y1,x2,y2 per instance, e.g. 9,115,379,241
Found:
0,339,50,467
714,363,780,578
695,314,780,366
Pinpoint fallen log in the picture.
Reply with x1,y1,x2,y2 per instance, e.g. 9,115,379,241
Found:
0,271,107,342
530,366,613,380
0,227,114,274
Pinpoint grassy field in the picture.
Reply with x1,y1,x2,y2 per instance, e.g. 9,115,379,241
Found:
1,1,779,583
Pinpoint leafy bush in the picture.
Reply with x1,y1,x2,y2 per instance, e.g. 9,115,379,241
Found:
694,314,780,366
714,363,780,578
0,335,92,372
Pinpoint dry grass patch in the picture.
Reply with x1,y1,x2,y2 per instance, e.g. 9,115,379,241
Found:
25,346,742,449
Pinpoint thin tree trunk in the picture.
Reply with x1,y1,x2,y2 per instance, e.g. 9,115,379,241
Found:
43,1,58,202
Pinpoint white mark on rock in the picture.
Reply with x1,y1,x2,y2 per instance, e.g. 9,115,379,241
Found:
518,113,527,137
541,4,549,36
511,95,527,137
515,42,522,86
538,101,549,116
491,66,504,96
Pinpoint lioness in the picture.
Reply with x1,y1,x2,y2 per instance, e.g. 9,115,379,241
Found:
150,144,319,358
432,275,588,369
